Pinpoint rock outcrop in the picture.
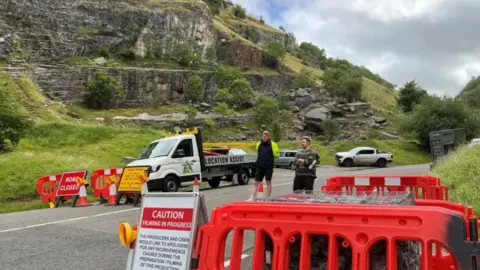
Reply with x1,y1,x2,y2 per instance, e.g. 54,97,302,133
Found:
2,65,293,106
0,0,216,63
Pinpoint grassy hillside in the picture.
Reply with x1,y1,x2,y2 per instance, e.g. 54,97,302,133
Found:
430,145,480,215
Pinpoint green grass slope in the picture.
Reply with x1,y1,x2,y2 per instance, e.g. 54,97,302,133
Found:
430,145,480,215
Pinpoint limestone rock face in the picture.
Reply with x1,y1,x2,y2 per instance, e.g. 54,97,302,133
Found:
0,0,216,62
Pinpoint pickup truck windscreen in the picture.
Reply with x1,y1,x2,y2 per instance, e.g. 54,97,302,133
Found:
139,138,178,159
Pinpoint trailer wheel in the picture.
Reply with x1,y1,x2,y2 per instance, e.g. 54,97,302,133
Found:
162,175,179,192
237,168,250,185
208,178,221,188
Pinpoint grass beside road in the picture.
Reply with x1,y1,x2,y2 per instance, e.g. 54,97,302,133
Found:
0,122,430,214
430,145,480,215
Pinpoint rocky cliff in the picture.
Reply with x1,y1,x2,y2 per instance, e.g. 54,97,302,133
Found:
0,0,216,62
3,64,293,106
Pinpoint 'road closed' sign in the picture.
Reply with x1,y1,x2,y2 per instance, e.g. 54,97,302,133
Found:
56,170,88,197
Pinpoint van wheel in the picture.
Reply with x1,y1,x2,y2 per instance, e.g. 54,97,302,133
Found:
162,175,179,192
376,158,387,168
208,178,221,188
237,169,250,185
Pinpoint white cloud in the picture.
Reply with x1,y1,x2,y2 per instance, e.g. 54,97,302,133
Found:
231,0,480,96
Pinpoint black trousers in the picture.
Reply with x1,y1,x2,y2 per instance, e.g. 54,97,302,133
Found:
293,174,315,192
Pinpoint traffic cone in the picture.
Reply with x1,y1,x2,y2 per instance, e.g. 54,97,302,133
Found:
75,177,91,207
193,176,199,192
138,174,149,205
256,183,265,199
105,175,117,206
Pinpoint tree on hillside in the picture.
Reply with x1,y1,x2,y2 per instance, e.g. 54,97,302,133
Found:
266,42,286,60
233,4,246,18
456,75,480,108
84,71,125,110
186,75,204,103
253,96,293,141
402,95,480,150
397,80,428,113
322,68,363,102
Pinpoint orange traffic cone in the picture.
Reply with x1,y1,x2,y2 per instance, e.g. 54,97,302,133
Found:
75,177,91,207
256,183,265,199
193,176,199,192
105,175,117,206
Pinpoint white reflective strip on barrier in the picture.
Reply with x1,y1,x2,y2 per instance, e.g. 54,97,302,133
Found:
354,178,370,186
104,169,111,175
385,177,401,186
117,168,123,174
49,175,56,181
80,185,87,197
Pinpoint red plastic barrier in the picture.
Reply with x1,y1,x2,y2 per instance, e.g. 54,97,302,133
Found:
35,174,73,204
193,200,480,270
90,167,134,202
322,175,448,200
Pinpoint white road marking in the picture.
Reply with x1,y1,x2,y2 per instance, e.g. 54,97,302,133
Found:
224,254,250,267
0,208,139,233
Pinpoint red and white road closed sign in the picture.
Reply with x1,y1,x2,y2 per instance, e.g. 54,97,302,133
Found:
131,193,203,270
56,170,88,197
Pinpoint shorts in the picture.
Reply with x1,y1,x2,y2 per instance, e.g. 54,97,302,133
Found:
293,174,315,191
255,167,273,182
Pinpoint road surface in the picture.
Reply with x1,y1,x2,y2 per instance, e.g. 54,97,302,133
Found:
0,164,430,270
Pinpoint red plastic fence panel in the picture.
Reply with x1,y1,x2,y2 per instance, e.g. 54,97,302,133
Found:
193,201,479,270
90,167,135,200
35,174,73,203
322,175,448,200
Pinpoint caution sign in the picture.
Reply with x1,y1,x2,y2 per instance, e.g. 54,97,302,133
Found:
131,192,208,270
116,166,151,207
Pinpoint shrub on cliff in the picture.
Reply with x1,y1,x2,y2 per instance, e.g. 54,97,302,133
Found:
186,75,204,103
292,68,316,89
228,79,254,107
84,72,125,110
233,4,246,18
215,65,243,89
266,42,286,60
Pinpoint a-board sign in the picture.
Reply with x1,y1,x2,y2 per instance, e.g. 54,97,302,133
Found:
118,166,150,192
56,170,88,197
130,192,207,270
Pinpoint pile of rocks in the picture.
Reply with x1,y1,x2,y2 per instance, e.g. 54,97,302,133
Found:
285,88,395,141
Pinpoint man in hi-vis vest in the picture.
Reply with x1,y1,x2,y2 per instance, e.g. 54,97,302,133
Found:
247,131,279,200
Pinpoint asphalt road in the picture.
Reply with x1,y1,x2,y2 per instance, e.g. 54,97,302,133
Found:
0,164,430,270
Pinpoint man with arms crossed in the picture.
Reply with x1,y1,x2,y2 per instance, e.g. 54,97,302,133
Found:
247,131,279,200
294,136,320,192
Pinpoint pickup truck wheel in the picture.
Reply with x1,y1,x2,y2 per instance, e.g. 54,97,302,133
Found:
237,169,250,185
342,158,353,167
208,178,221,188
376,158,387,168
162,176,179,192
289,162,296,170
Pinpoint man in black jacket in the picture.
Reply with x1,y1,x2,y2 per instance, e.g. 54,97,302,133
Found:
247,131,279,200
293,136,320,192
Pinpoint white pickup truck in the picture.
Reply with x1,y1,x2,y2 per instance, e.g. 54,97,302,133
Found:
335,146,393,168
125,128,258,192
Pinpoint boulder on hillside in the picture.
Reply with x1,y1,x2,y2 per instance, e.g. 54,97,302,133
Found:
304,107,330,131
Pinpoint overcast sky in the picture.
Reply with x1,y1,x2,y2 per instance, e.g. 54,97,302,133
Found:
230,0,480,96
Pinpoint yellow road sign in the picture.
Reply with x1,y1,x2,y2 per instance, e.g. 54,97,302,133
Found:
117,166,149,192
